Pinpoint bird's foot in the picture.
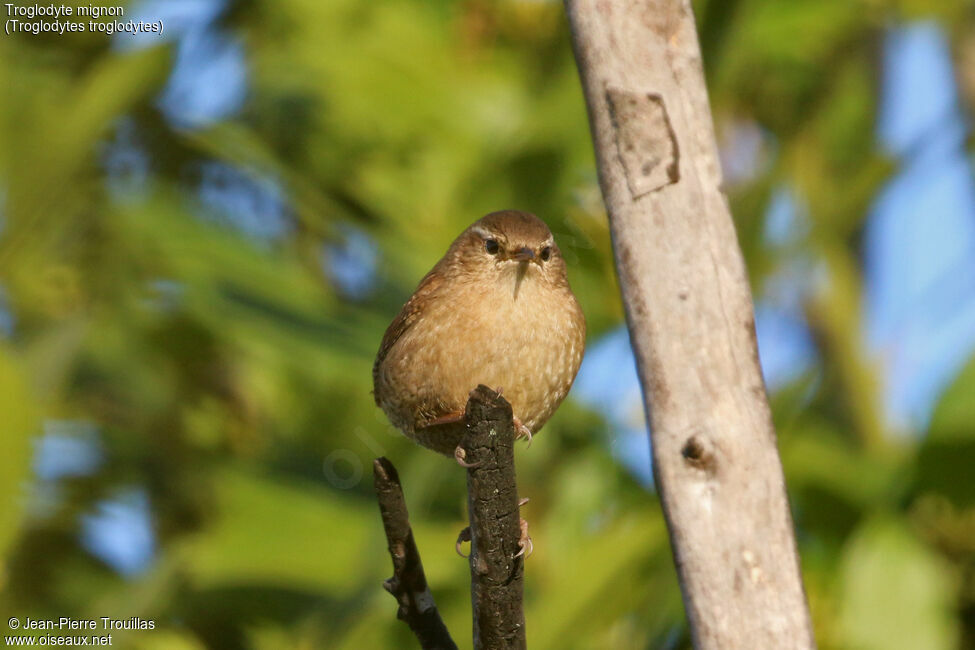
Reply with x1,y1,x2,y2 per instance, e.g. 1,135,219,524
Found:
513,416,533,448
459,502,532,559
455,526,471,558
514,517,533,558
454,445,480,468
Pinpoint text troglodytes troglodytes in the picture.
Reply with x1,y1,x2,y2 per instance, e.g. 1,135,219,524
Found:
373,210,586,464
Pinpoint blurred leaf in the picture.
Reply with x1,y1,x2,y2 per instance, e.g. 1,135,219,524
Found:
914,354,975,506
927,354,975,441
782,418,905,542
528,512,680,649
840,517,959,650
0,346,37,563
2,46,170,257
176,465,377,593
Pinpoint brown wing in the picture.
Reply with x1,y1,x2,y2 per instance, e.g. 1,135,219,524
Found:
372,267,444,405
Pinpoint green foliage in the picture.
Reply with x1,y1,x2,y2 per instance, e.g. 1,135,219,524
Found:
0,0,973,648
0,347,37,562
916,356,975,506
839,517,958,650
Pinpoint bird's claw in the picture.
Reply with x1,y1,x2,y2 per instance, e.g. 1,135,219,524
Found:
454,445,480,468
513,417,533,448
514,518,533,558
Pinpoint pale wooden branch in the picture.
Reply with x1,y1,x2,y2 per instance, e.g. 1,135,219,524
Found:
564,1,816,648
374,457,458,650
457,385,526,650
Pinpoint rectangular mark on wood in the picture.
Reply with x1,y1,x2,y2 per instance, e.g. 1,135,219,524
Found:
605,87,680,198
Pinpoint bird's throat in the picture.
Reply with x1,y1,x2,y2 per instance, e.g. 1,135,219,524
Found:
512,261,529,300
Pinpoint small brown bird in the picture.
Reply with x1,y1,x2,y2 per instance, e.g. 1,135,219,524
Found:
373,210,586,464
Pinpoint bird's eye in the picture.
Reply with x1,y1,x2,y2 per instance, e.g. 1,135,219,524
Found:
485,239,500,255
540,246,551,261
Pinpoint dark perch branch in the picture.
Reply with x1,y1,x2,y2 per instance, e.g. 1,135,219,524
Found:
459,385,527,649
373,457,458,650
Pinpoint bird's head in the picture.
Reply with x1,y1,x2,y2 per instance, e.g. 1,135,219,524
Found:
448,210,568,296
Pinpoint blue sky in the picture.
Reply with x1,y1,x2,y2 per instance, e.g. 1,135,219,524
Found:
866,23,975,429
25,12,975,573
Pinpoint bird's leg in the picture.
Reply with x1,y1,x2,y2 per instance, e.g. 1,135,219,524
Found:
423,411,465,428
416,412,479,467
514,497,533,558
455,526,471,558
513,416,533,448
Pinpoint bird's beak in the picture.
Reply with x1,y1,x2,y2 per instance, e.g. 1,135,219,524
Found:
511,247,535,262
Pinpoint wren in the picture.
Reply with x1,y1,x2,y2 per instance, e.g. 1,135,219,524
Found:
373,210,586,462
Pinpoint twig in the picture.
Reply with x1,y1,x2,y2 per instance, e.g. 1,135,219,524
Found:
373,457,458,650
458,385,527,649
